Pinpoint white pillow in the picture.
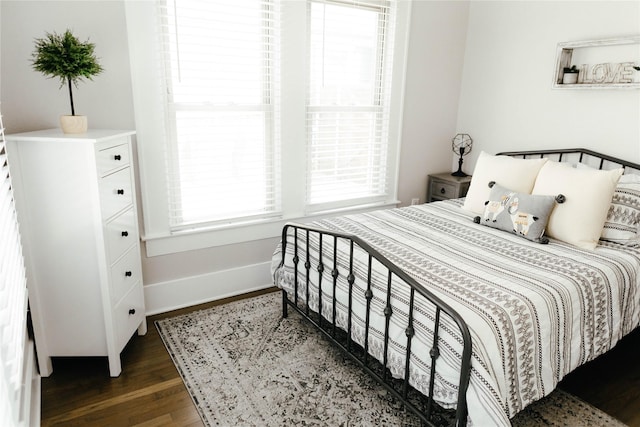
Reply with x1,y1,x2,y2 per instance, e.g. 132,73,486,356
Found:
532,161,623,250
463,151,548,214
619,174,640,183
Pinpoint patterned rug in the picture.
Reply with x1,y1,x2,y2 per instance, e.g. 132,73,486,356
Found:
156,291,627,427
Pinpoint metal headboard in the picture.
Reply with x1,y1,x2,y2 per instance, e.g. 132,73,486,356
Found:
497,148,640,173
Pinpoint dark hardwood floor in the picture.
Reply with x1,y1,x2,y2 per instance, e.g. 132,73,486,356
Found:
559,326,640,426
41,288,640,426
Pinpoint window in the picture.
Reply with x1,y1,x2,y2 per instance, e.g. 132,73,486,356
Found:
159,0,279,229
125,0,408,254
306,0,394,211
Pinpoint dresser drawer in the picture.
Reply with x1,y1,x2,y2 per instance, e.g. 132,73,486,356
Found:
110,246,142,305
96,141,130,177
430,180,457,199
114,284,145,351
105,208,138,263
99,167,133,220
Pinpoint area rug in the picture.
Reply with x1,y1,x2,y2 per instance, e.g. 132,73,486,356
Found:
156,291,627,427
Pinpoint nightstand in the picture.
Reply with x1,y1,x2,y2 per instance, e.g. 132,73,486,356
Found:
427,172,472,202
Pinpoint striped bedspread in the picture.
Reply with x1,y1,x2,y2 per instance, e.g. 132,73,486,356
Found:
271,199,640,426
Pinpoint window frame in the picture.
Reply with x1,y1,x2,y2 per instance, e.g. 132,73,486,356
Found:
124,0,411,257
305,0,393,212
159,0,281,230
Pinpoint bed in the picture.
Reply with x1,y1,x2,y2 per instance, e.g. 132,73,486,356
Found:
270,149,640,426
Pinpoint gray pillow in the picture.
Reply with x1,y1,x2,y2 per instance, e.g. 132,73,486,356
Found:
476,183,559,244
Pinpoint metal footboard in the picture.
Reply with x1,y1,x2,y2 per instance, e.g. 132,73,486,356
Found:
278,222,473,427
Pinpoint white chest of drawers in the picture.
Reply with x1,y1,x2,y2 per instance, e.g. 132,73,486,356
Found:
5,129,146,377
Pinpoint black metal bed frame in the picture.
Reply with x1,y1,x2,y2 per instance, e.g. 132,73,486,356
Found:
279,223,473,426
497,148,640,172
277,148,640,427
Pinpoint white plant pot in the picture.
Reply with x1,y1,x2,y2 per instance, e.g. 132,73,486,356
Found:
60,115,88,134
562,73,579,84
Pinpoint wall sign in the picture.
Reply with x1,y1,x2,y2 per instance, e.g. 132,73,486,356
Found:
578,62,638,84
553,36,640,89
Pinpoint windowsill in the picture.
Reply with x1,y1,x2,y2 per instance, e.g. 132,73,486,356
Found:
141,200,400,257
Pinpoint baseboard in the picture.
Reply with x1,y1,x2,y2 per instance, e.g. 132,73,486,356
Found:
143,261,274,315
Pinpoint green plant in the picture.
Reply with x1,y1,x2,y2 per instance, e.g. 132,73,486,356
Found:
31,29,103,116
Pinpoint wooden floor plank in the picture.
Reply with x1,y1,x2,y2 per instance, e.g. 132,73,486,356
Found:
132,414,174,427
43,378,184,426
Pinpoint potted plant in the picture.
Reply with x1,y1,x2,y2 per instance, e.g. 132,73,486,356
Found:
31,29,103,134
562,65,579,84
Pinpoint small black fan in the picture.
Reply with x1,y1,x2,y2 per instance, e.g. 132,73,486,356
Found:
451,133,473,177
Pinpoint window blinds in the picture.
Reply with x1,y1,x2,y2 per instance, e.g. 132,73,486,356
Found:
0,112,28,425
306,0,394,208
158,0,280,229
155,0,399,230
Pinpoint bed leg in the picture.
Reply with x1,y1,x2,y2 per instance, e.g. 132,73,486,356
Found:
281,289,289,318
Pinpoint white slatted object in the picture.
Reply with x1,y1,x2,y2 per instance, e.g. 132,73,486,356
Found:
0,112,39,426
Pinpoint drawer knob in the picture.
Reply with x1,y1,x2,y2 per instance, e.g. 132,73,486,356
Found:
440,188,446,194
121,231,129,237
114,154,122,161
125,271,132,277
128,308,136,315
117,189,125,195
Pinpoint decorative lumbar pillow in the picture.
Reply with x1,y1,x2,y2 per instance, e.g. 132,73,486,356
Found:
600,173,640,245
532,161,623,250
463,151,548,215
475,182,559,243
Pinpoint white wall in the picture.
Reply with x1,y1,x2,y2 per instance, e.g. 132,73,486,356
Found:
0,1,135,132
457,1,640,169
397,1,469,205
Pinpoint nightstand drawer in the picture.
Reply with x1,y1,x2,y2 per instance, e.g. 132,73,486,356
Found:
105,208,138,263
431,181,457,199
114,284,145,351
427,172,472,202
110,246,142,305
99,167,133,220
96,141,130,177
